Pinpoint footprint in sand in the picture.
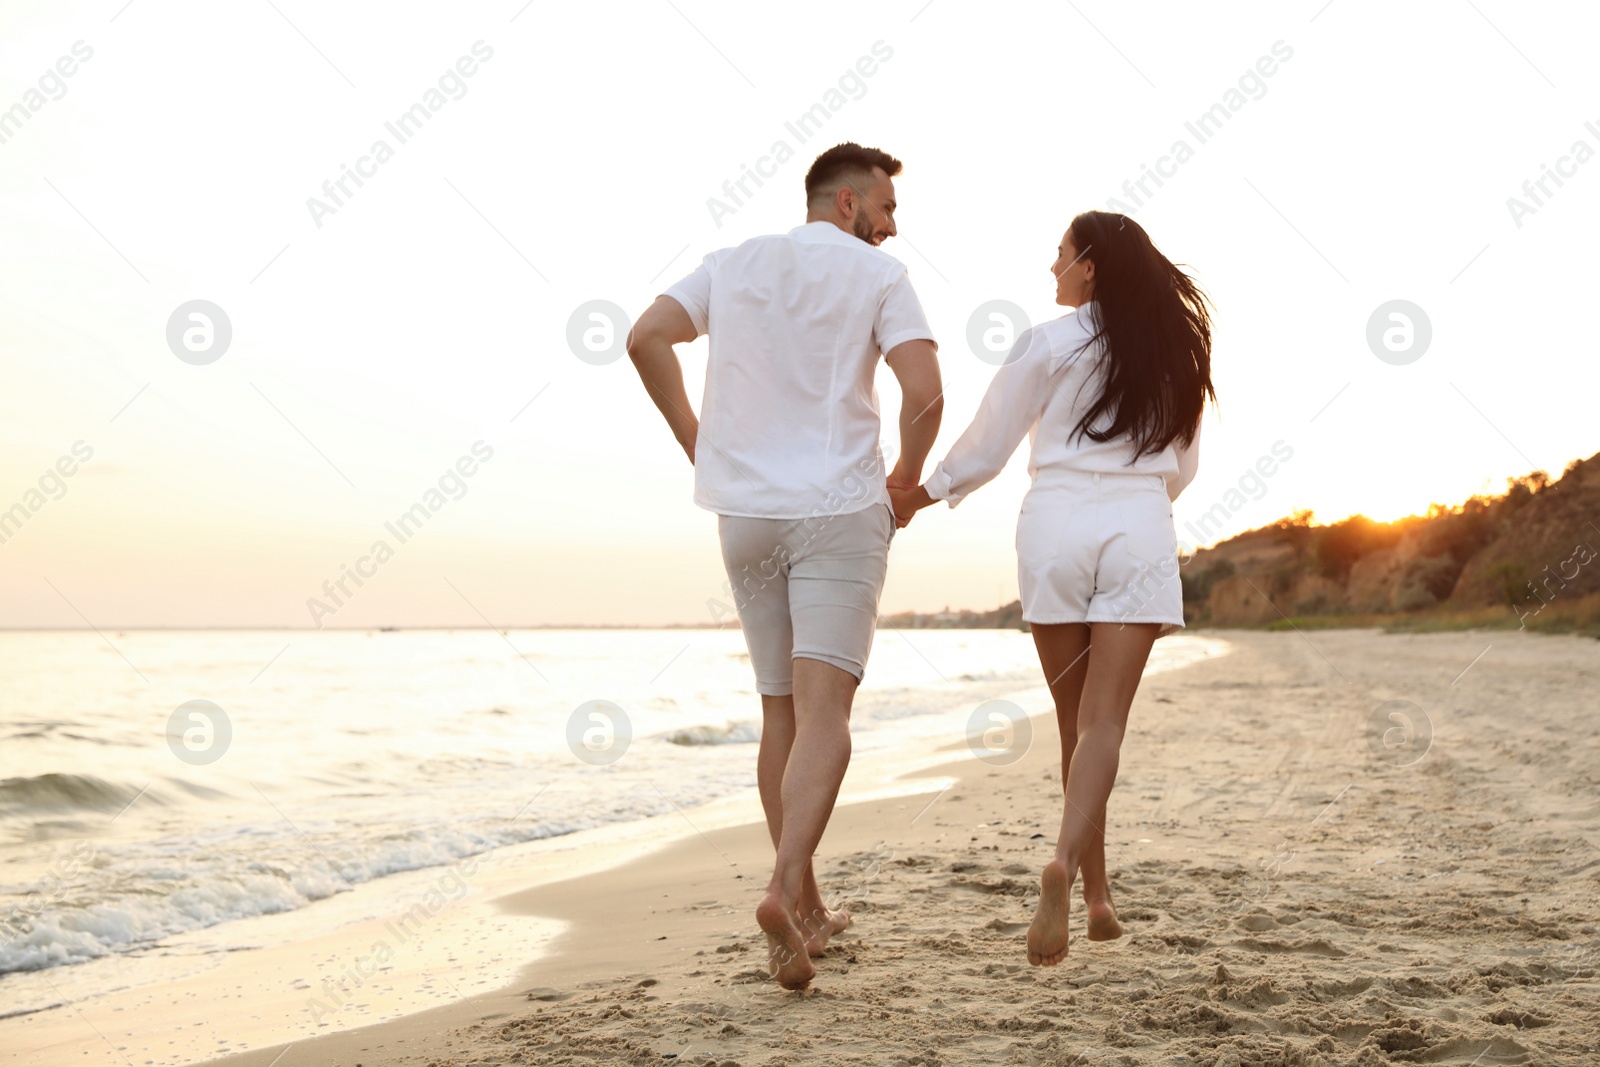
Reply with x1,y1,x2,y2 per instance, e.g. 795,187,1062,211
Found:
524,987,572,1002
1234,936,1348,957
949,875,1033,896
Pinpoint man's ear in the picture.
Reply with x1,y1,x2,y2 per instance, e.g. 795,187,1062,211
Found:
835,184,854,218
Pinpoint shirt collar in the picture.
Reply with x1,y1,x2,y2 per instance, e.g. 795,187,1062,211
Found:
788,220,866,246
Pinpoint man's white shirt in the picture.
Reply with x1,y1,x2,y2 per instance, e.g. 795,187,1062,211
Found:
664,221,935,519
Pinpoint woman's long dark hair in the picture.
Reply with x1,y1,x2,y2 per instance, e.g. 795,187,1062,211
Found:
1065,210,1215,459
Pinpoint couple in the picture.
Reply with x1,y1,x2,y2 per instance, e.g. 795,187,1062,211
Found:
625,142,1214,989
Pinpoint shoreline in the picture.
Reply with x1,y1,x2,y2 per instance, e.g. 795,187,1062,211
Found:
0,732,1004,1066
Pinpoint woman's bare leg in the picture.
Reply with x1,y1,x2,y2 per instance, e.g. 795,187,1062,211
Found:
1030,623,1123,940
1027,622,1159,965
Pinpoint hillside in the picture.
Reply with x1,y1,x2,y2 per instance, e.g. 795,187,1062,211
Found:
1182,451,1600,636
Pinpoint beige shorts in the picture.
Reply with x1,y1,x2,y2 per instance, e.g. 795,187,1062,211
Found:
717,503,895,695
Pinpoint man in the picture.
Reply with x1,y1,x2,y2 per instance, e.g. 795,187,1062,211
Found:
626,142,942,990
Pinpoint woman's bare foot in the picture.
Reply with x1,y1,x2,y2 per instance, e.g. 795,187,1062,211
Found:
1027,859,1072,966
756,893,815,990
799,906,851,957
1085,898,1124,941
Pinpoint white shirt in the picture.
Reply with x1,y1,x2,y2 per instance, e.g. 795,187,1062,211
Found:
924,302,1201,506
664,221,936,519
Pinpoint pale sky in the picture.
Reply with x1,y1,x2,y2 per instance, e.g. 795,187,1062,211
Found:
1,0,1595,628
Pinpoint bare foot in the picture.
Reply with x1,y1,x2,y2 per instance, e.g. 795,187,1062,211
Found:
756,893,815,990
1085,898,1124,941
798,906,851,957
1027,859,1071,966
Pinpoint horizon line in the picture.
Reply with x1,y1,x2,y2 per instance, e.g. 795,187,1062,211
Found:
0,607,1024,635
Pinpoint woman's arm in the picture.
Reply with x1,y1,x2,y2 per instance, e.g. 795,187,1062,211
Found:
1169,411,1203,502
919,327,1054,509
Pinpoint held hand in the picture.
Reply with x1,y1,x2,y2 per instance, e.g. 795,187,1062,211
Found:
887,484,919,529
886,469,914,527
885,464,918,493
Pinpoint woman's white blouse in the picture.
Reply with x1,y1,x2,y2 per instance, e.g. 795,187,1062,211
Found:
923,302,1201,507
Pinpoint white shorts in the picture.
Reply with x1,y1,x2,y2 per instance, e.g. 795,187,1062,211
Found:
717,503,895,695
1015,469,1185,637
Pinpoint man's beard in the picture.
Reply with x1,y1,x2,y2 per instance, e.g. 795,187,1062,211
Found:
850,209,877,244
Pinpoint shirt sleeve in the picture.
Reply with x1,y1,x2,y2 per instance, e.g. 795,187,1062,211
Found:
923,328,1053,507
662,258,713,338
875,269,936,354
1168,411,1203,501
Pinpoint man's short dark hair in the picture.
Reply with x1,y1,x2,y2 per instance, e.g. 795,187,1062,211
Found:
804,143,902,208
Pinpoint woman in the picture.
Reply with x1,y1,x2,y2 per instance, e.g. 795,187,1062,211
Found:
889,210,1214,966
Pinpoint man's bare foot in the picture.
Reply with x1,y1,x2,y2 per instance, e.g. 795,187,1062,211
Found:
756,893,815,990
1085,898,1124,941
798,906,851,957
1027,859,1072,966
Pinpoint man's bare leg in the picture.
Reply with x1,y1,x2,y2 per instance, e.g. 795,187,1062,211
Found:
758,694,850,956
755,657,857,988
1027,622,1158,966
1031,624,1122,941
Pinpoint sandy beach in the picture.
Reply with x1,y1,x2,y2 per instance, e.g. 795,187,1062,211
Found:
21,627,1600,1066
7,3,1599,1063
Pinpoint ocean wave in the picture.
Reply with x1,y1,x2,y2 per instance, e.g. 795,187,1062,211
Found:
0,774,152,818
0,783,736,976
1,824,505,974
0,863,331,974
660,721,761,746
57,732,127,747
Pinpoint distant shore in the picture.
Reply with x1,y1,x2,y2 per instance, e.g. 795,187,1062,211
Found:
9,600,1593,638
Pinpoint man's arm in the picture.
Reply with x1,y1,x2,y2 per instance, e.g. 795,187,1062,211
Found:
883,338,942,489
625,296,701,465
